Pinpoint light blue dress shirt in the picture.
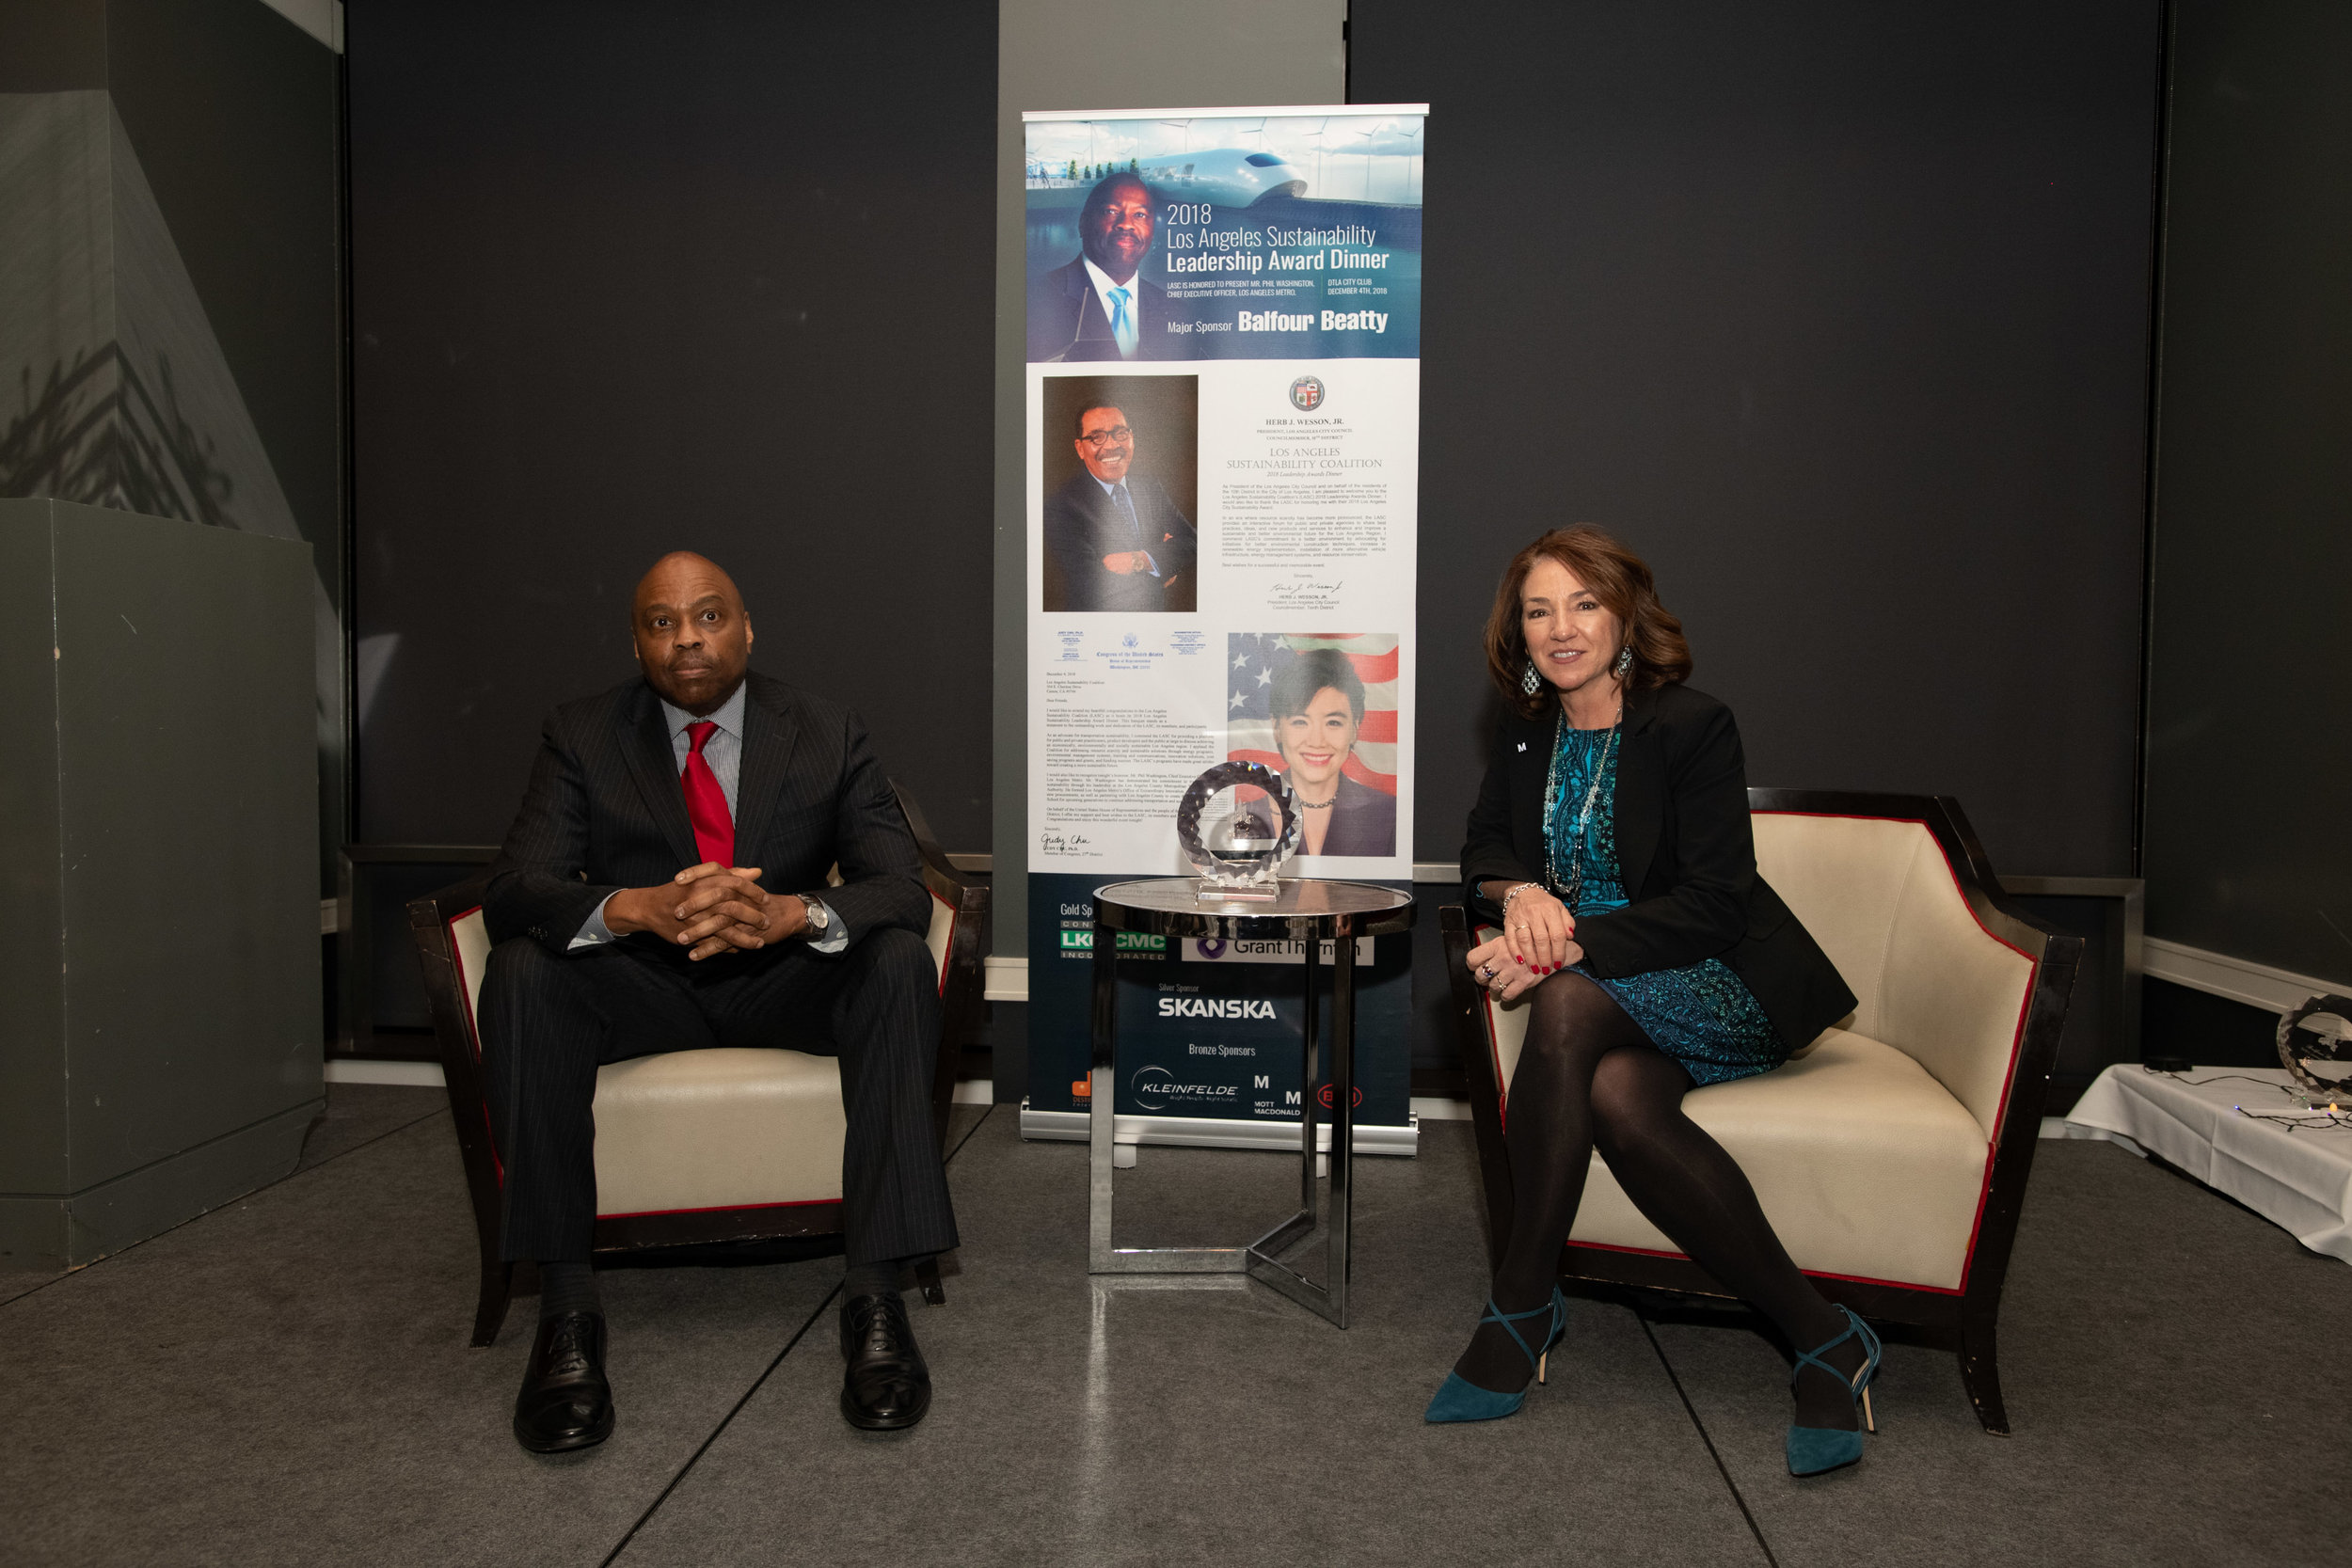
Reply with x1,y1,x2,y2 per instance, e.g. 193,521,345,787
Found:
571,682,847,953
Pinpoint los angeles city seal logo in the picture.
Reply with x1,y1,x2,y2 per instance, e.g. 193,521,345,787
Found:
1289,375,1326,411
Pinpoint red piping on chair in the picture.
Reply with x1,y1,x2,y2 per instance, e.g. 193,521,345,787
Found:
1749,812,2039,1295
1472,923,1511,1133
931,889,953,998
447,905,503,1186
1563,1239,1967,1296
596,1197,839,1220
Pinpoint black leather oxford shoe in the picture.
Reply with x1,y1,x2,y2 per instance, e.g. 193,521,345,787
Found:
513,1311,615,1453
839,1291,931,1432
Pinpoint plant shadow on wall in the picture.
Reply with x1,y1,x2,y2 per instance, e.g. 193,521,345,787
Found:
0,348,236,526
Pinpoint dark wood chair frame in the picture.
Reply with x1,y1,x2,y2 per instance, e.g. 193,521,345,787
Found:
1439,788,2081,1434
408,782,989,1348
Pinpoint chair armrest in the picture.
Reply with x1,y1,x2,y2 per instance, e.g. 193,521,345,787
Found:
890,781,989,1149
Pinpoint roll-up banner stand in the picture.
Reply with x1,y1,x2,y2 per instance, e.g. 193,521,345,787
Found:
1020,105,1427,1157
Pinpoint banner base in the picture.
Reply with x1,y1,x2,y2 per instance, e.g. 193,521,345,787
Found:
1018,1103,1419,1157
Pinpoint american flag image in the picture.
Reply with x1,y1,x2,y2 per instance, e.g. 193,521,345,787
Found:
1226,632,1400,796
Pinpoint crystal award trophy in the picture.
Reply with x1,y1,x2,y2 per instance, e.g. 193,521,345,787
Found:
2279,994,2352,1108
1176,760,1300,901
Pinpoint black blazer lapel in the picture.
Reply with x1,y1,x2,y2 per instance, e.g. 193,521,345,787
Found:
1075,478,1120,555
1511,712,1551,881
619,687,701,869
730,675,801,869
1613,689,1665,897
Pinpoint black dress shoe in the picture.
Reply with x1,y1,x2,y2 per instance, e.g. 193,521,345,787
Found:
514,1311,615,1453
839,1291,931,1432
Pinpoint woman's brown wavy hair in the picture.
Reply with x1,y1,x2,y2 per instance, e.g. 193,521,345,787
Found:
1484,526,1692,720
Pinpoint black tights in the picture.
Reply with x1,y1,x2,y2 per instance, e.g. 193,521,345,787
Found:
1457,974,1866,1429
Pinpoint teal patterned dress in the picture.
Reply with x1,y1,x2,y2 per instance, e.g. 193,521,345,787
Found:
1546,720,1786,1087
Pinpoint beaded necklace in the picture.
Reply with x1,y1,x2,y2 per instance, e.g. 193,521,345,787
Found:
1540,705,1623,913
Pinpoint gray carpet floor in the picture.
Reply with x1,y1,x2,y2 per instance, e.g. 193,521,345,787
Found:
2,1085,2344,1566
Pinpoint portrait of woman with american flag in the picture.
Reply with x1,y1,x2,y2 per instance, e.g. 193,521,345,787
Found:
1226,631,1398,858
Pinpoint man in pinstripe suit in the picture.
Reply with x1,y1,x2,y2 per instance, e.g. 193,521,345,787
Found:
478,551,957,1450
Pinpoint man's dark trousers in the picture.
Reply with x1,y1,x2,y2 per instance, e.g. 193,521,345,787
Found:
478,928,954,1267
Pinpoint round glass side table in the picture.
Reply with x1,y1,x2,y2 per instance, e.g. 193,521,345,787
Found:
1086,877,1415,1327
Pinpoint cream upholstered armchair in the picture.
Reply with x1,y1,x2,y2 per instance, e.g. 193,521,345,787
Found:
1441,789,2080,1433
409,785,986,1347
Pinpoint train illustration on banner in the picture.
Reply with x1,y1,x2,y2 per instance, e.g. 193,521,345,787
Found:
1026,148,1310,207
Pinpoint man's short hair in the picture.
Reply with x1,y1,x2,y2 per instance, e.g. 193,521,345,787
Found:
1074,403,1128,439
1082,169,1152,217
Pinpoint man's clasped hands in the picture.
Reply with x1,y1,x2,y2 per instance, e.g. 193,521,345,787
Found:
603,863,807,960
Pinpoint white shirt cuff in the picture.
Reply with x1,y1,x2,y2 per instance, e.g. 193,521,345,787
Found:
569,891,620,950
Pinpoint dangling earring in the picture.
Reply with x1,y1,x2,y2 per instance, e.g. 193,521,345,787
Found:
1613,645,1633,678
1521,657,1542,696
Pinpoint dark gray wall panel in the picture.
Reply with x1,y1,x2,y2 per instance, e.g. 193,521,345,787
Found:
0,0,107,92
1351,0,2159,878
105,0,348,882
2142,0,2352,977
351,0,996,851
0,499,320,1268
52,502,322,1180
108,0,343,559
0,509,69,1199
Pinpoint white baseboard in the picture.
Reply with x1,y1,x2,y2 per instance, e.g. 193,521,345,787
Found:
984,957,1029,1003
324,1059,445,1087
2143,938,2349,1014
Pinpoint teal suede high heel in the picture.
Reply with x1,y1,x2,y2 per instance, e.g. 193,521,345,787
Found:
1423,1289,1567,1424
1785,1305,1883,1476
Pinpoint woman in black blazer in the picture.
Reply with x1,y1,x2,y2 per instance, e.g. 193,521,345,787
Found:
1428,527,1876,1479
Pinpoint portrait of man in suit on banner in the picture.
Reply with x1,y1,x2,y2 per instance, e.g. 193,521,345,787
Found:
1041,377,1199,613
1026,169,1176,363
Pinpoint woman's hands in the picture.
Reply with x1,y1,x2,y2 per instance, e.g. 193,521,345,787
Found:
1466,885,1582,1003
1500,884,1576,972
1465,931,1585,1003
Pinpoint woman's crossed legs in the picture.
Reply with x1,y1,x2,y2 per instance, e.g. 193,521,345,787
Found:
1459,973,1865,1430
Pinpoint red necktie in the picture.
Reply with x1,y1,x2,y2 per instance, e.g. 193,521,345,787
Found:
680,721,735,867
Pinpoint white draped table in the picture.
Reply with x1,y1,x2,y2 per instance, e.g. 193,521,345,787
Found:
2065,1064,2352,1264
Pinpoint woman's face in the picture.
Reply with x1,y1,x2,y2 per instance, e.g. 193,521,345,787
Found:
1278,686,1361,789
1520,558,1623,695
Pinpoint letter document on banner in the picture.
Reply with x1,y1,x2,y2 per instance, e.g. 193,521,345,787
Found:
1021,105,1426,1154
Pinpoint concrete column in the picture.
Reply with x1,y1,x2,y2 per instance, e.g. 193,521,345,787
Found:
0,499,321,1269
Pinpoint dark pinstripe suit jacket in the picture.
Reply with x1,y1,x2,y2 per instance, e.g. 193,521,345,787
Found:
485,672,930,959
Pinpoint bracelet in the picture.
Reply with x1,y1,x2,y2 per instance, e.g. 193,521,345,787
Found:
1500,881,1539,911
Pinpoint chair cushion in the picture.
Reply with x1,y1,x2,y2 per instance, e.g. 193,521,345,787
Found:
445,892,959,1218
1568,1029,1990,1291
592,1047,846,1216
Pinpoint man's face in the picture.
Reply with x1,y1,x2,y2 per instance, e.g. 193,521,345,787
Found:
1080,180,1154,283
1075,406,1134,484
631,553,754,715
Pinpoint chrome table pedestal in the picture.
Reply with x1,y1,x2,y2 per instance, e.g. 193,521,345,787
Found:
1087,878,1415,1326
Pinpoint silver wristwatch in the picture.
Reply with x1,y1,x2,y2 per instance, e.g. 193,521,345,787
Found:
797,894,831,935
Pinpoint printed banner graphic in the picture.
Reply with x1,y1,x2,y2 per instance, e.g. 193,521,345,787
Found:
1023,104,1427,1145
